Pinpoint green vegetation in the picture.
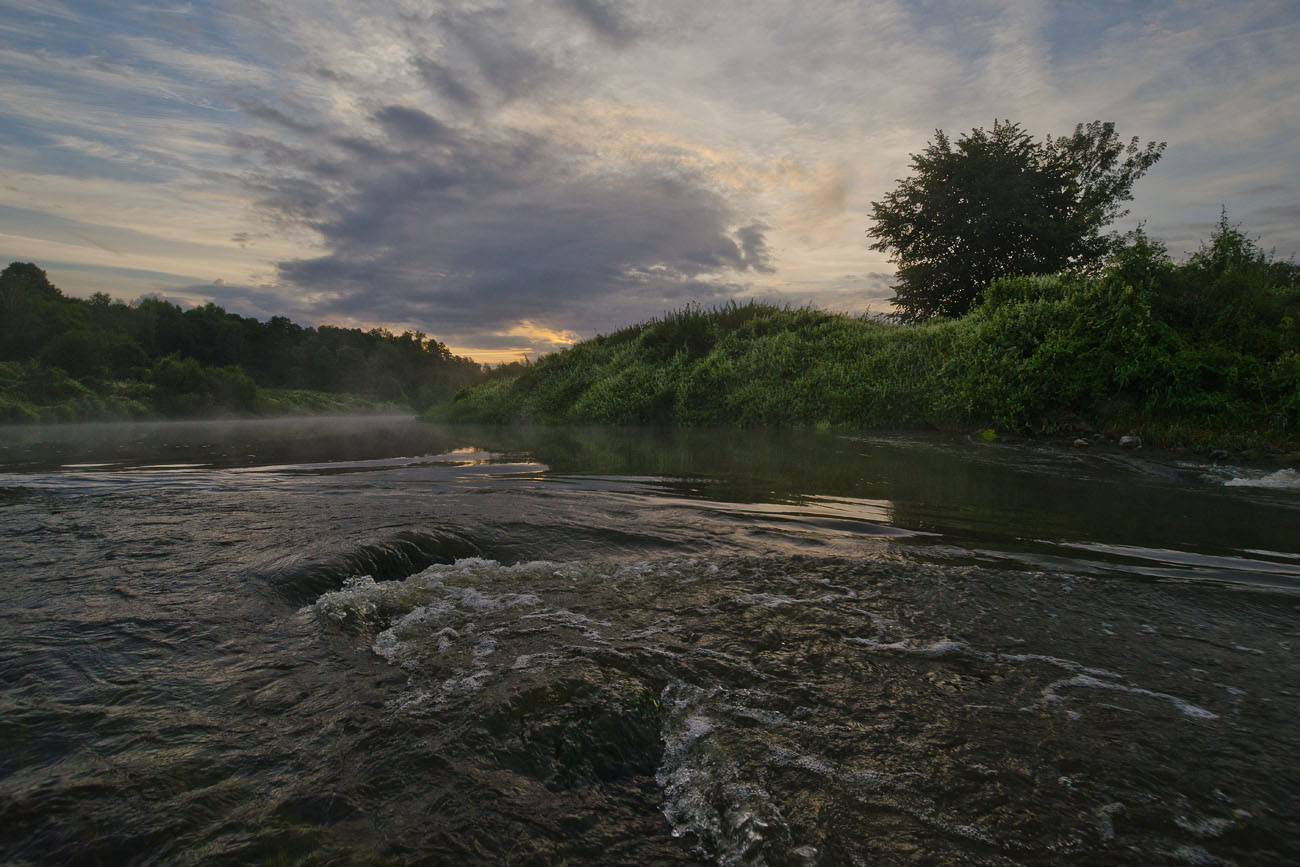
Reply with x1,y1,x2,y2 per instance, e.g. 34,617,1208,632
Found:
431,217,1300,451
869,120,1165,321
0,263,482,423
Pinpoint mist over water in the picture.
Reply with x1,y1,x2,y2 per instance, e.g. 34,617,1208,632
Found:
1,416,1297,864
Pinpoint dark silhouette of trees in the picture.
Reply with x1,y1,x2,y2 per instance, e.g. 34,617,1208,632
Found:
0,262,483,419
869,120,1165,321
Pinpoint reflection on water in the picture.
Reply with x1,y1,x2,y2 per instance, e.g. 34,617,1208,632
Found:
1,416,1298,864
3,416,1299,586
4,415,1300,597
0,416,481,473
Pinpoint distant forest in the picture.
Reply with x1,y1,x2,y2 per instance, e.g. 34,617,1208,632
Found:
0,262,483,422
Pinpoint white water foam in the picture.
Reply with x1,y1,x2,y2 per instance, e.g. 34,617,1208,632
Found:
656,678,1005,863
308,558,578,704
764,745,997,847
1224,467,1300,490
1095,802,1125,842
657,681,800,866
1168,844,1237,866
844,631,1216,720
1175,815,1236,838
309,555,731,710
1042,674,1218,719
737,592,798,608
845,636,970,657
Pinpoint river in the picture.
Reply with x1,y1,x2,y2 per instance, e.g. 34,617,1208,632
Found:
1,415,1297,865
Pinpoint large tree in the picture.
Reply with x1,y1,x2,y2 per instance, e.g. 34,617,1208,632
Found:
869,120,1165,321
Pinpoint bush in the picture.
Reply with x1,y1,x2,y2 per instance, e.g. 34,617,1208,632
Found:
150,357,259,416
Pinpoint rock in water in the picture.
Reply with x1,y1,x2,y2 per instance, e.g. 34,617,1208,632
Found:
1119,435,1142,449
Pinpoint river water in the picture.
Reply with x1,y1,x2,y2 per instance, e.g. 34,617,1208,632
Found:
1,416,1298,865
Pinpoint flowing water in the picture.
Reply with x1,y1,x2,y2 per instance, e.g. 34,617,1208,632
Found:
1,416,1298,866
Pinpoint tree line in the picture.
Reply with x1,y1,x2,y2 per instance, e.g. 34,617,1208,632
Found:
0,264,483,421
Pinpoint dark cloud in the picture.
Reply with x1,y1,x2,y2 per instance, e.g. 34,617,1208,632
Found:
237,99,323,136
236,100,771,340
223,1,777,349
556,0,642,45
398,4,581,111
412,57,481,109
373,105,447,142
735,222,775,273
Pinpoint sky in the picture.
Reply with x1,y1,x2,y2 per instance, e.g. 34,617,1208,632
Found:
1,1,1298,362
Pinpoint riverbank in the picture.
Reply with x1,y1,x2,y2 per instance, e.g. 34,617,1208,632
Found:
427,264,1300,454
0,360,406,423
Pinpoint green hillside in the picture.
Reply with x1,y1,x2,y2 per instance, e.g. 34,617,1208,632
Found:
432,222,1300,452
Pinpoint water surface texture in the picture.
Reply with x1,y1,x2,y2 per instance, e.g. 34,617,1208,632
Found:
2,416,1298,865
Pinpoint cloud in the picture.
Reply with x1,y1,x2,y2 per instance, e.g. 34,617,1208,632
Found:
248,110,770,334
1243,203,1300,255
230,1,783,341
735,222,775,274
555,0,644,45
3,0,1300,357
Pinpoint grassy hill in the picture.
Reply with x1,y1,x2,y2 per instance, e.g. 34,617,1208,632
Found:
431,225,1300,453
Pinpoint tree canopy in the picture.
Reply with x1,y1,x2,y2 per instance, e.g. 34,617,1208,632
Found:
869,120,1165,321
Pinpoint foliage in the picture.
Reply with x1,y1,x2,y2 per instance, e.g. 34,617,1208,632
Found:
433,220,1300,451
869,120,1165,322
0,262,484,422
0,360,151,423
